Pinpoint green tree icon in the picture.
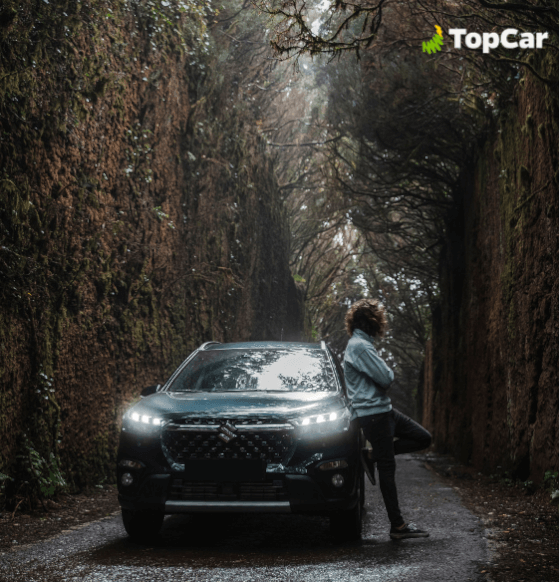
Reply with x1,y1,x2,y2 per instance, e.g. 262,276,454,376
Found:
422,25,443,54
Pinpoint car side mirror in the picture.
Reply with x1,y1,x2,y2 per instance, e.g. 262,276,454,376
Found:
140,384,161,398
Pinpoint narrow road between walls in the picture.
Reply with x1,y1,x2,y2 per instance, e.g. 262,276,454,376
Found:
0,455,490,582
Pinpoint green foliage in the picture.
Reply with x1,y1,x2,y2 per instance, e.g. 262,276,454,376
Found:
310,324,319,341
4,363,66,507
152,206,175,229
544,470,558,488
544,470,559,501
17,435,66,500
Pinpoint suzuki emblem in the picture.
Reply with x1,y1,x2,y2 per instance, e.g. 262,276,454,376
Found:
218,421,238,443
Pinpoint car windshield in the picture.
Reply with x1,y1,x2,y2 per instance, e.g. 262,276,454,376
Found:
168,349,337,393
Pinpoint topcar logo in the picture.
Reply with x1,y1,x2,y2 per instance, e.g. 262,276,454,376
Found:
449,28,549,53
423,26,548,55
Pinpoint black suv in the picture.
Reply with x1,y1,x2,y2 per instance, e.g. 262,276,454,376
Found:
117,341,364,541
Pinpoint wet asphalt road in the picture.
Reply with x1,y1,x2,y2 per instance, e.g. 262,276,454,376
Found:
0,455,489,582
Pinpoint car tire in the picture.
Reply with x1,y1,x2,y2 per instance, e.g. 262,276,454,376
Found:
122,508,164,542
329,474,363,541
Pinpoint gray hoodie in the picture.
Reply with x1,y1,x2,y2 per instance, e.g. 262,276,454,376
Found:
343,328,394,416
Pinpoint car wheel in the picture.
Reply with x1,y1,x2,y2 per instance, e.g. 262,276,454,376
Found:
329,475,363,541
122,508,164,542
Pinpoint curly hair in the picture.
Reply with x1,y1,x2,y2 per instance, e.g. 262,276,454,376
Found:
345,299,388,337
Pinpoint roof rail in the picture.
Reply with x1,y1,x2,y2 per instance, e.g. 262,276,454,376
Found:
321,340,327,350
200,341,222,350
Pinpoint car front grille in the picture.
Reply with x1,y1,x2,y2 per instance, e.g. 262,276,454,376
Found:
169,479,288,501
161,417,295,466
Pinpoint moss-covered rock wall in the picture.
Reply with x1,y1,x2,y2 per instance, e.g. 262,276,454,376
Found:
0,0,302,501
422,61,558,482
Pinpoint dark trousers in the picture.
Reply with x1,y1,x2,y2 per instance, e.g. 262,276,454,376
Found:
359,408,432,528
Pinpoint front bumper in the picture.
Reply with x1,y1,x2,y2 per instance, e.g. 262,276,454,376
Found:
118,471,359,515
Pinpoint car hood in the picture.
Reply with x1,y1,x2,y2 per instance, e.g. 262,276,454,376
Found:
128,391,348,420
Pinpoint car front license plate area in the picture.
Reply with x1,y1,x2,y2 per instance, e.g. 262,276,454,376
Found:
178,459,266,482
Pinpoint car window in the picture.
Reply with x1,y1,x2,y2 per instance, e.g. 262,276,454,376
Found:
168,349,337,393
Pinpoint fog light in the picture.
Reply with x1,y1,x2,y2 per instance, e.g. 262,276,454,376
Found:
331,473,345,488
121,472,134,487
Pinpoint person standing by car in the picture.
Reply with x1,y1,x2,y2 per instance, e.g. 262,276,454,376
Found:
343,298,432,540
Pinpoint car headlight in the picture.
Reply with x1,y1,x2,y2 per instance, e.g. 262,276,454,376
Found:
292,408,351,434
129,411,163,426
122,410,164,432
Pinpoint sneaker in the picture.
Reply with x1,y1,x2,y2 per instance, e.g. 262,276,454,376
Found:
361,447,376,486
390,523,430,539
